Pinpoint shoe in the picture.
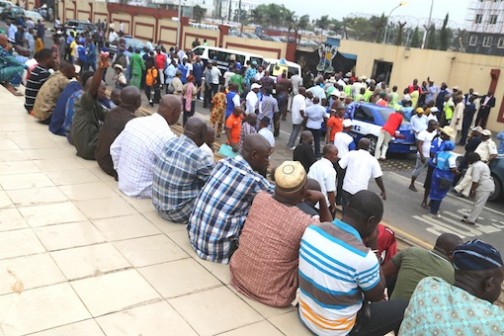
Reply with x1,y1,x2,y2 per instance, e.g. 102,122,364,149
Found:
289,146,296,150
431,213,441,218
409,185,417,192
421,201,428,209
461,218,475,225
149,100,154,107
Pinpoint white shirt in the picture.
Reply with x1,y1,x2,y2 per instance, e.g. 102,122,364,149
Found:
410,114,428,136
290,74,303,95
258,128,275,147
339,149,383,195
472,161,495,192
254,71,264,81
307,85,326,101
291,94,306,125
108,31,118,44
8,24,17,42
304,104,326,129
334,132,354,158
210,66,221,84
200,143,214,163
307,158,337,205
416,130,436,158
223,71,235,87
111,113,176,198
475,139,498,162
185,63,193,78
245,91,258,114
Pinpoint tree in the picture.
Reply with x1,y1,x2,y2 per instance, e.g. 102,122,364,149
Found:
193,5,206,23
297,14,310,31
439,13,450,50
329,18,344,35
426,23,438,50
369,14,387,42
410,26,421,48
396,21,407,46
249,3,291,29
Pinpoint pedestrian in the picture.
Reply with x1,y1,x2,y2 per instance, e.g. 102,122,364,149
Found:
225,106,244,153
129,48,145,89
86,36,96,72
409,119,439,192
245,83,261,115
255,87,278,131
304,96,326,157
239,113,257,153
450,95,464,142
145,59,158,107
459,152,495,225
375,109,404,160
307,144,338,217
287,87,306,150
475,91,496,129
410,107,428,139
182,75,199,125
429,140,458,218
210,86,226,136
113,64,127,89
293,131,316,173
193,56,204,99
225,83,241,119
257,116,275,148
459,96,477,145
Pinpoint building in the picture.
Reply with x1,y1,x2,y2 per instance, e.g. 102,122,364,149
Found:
212,0,257,20
466,0,504,56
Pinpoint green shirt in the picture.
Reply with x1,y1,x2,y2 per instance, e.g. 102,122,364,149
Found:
229,74,244,94
70,91,107,160
391,247,454,300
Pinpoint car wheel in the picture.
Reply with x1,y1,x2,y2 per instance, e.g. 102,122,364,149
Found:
364,135,377,155
489,175,502,202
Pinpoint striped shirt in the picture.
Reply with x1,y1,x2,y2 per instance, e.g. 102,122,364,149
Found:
24,65,51,112
187,155,274,263
298,219,381,336
152,135,214,223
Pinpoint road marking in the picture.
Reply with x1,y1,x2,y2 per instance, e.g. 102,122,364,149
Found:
381,221,433,249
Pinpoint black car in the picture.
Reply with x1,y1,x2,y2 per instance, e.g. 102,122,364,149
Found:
1,5,25,22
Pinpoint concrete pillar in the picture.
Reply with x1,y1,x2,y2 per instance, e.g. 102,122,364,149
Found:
218,24,230,48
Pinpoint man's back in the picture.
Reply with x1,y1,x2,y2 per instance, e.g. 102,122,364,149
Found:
152,135,213,223
390,247,454,300
339,149,382,195
110,113,175,198
293,142,316,173
188,156,274,263
307,158,336,204
299,220,380,335
334,131,355,158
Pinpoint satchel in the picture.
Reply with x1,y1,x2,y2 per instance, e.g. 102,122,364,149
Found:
439,177,452,190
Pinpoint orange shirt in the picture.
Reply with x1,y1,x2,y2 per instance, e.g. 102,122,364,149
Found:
145,67,158,86
226,113,243,145
327,116,343,142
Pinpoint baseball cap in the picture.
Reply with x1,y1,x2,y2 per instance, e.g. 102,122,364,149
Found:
342,119,353,128
251,83,262,90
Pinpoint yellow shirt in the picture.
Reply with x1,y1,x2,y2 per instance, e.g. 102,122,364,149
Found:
35,38,44,54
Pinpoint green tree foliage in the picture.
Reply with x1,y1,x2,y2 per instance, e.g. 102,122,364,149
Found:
250,3,292,28
396,21,407,46
426,23,438,50
297,14,310,31
439,13,450,50
193,5,206,23
410,26,421,48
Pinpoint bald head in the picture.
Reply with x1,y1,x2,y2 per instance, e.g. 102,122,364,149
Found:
184,117,207,146
205,125,215,148
300,130,313,144
434,233,463,259
345,190,384,239
120,86,141,112
298,87,306,95
158,95,182,125
358,138,371,150
242,134,272,176
0,34,8,48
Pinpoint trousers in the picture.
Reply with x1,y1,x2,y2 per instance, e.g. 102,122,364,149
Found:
375,130,392,159
454,165,473,197
287,124,303,148
467,190,492,222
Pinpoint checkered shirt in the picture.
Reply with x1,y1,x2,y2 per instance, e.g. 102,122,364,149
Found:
188,155,274,263
111,113,175,198
152,135,214,223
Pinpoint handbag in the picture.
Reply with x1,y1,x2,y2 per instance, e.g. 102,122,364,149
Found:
436,152,453,190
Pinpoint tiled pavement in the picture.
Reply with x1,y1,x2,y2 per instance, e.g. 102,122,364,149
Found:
0,85,313,336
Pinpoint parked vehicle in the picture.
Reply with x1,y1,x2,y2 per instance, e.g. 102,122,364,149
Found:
489,155,504,202
0,5,24,22
64,20,96,35
109,37,145,58
0,0,12,15
192,45,264,78
348,102,416,154
24,10,44,23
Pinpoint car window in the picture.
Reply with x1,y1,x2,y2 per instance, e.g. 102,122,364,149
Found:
193,47,204,56
377,108,393,124
250,56,263,66
354,106,375,123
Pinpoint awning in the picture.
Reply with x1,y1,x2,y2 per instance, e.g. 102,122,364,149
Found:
340,52,357,60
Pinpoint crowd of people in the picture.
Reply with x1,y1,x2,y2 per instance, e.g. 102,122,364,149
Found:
0,16,503,334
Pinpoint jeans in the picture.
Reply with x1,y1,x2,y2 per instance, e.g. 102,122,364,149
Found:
182,99,196,126
348,300,409,336
306,127,322,157
287,124,303,148
430,199,442,214
203,84,213,108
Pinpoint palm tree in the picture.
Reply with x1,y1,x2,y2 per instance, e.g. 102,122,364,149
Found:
315,15,330,41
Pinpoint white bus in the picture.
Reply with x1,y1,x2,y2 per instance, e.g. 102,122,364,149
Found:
192,46,264,77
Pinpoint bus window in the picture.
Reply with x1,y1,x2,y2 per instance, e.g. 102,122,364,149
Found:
250,56,263,66
193,47,205,56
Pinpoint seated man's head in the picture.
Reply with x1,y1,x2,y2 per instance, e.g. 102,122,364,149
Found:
452,239,504,303
59,61,78,79
305,178,321,207
119,86,141,112
34,49,54,69
246,113,257,127
158,95,182,126
434,233,463,261
110,88,122,106
274,161,307,206
300,130,313,145
184,117,207,147
241,134,272,177
205,125,215,149
233,106,243,117
344,190,384,241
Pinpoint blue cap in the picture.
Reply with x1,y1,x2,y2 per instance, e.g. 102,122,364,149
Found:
453,239,503,271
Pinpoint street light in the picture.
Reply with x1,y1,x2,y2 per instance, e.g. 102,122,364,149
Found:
176,0,183,48
421,0,434,49
382,1,407,44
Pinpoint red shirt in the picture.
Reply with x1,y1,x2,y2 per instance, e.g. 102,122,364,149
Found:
377,224,397,264
154,53,166,70
382,112,403,136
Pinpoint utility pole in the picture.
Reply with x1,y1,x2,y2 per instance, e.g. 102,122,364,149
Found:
421,0,434,49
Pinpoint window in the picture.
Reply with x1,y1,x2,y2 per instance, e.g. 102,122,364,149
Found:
193,47,205,56
354,107,375,123
498,37,504,48
469,35,478,46
475,14,483,24
490,15,498,24
483,36,493,47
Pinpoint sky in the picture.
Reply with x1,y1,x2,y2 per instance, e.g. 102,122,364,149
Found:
259,0,470,27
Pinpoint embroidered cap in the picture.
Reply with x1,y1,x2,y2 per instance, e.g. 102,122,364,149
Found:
453,239,503,271
275,161,306,194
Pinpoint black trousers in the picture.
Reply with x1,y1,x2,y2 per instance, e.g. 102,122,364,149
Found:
475,108,490,129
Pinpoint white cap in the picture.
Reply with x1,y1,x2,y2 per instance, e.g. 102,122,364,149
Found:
251,83,262,90
430,107,439,113
330,89,341,97
73,64,81,74
342,119,353,128
482,129,492,136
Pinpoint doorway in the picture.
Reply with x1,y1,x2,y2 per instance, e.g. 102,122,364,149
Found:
372,60,393,84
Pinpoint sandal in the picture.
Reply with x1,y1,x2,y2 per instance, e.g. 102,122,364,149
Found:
409,185,417,192
421,201,428,209
461,218,475,225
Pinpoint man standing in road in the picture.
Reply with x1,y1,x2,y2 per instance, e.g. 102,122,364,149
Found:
410,107,428,139
307,144,338,217
245,83,261,115
333,119,356,205
293,130,316,173
475,91,496,129
287,87,306,150
375,109,404,160
339,138,386,212
409,119,438,192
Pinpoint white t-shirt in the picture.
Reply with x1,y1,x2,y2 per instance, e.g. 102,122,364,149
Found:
334,132,354,158
210,67,221,84
307,158,337,205
416,130,437,158
223,71,235,87
475,139,498,162
339,149,383,195
291,94,306,125
245,91,258,114
185,63,193,78
304,104,326,129
258,128,275,147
